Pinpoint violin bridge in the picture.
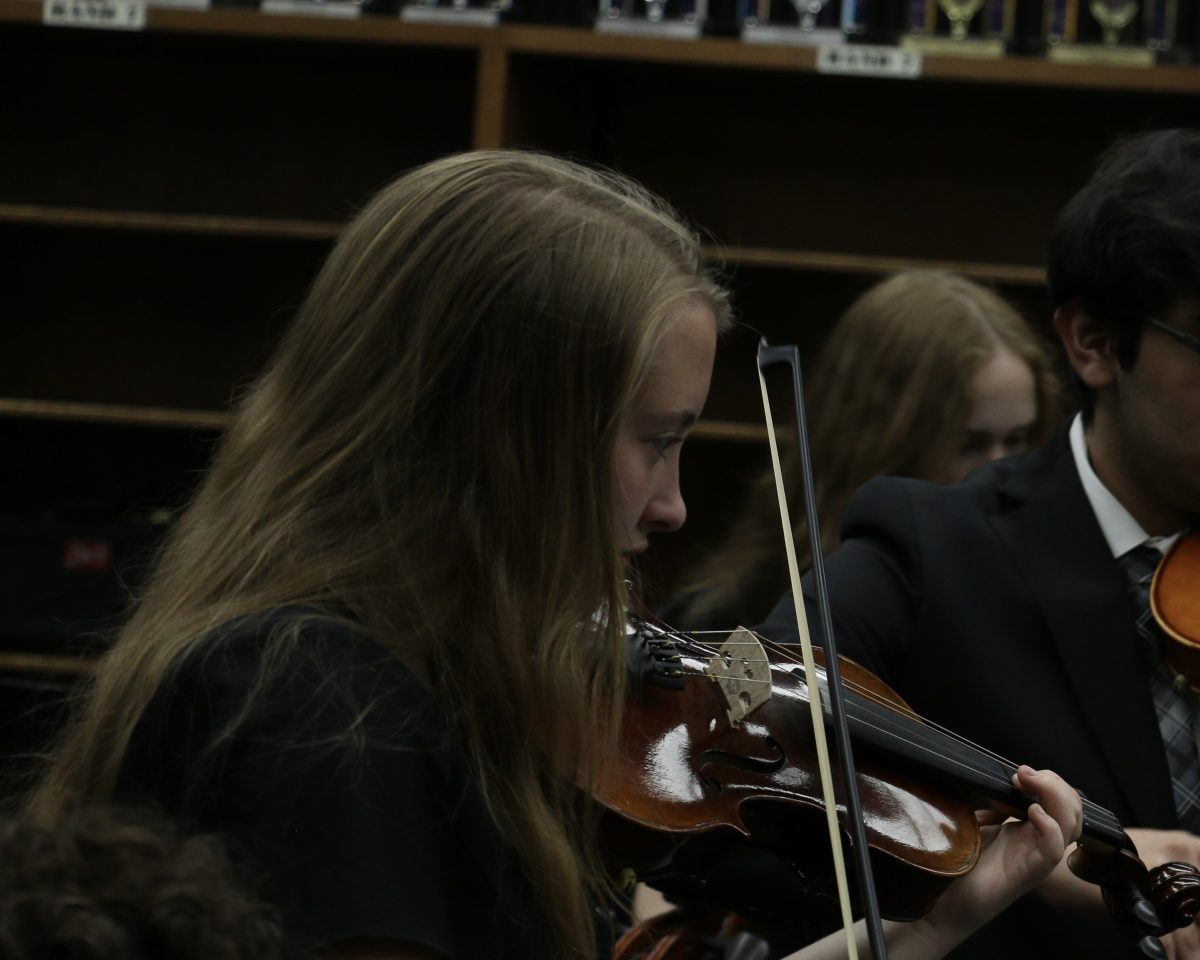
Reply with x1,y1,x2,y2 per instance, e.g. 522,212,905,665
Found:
704,627,772,726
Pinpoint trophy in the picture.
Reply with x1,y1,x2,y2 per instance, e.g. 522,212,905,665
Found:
742,0,844,46
1092,0,1138,45
400,0,508,23
1044,0,1169,65
901,0,1013,56
596,0,706,38
941,0,984,40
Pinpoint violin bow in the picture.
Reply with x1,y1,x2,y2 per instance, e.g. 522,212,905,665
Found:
757,338,888,960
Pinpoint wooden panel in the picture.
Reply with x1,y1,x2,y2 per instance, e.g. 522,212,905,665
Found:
1,223,323,407
0,22,477,218
503,53,1200,265
2,417,217,517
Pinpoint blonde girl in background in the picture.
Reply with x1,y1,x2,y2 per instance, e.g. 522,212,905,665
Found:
669,270,1064,632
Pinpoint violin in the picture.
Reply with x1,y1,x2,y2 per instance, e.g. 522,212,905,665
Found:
601,616,1200,959
1151,530,1200,691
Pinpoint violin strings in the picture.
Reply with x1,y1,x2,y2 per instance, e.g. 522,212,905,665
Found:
725,628,1122,833
660,627,1015,778
665,625,1020,773
640,623,1124,836
644,623,1012,789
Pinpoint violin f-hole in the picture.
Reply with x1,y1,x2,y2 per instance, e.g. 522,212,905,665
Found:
700,737,788,786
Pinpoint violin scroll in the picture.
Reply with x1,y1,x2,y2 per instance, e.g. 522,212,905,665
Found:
1145,861,1200,931
1071,837,1200,958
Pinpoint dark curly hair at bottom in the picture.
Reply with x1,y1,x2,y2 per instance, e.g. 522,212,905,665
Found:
0,808,288,960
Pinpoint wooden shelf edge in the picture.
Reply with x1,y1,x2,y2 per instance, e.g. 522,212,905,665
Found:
0,396,763,441
0,203,343,240
919,50,1200,94
2,2,1200,95
0,207,1045,285
121,1,492,47
691,419,766,443
500,25,1200,94
705,244,1046,286
0,652,96,677
0,398,229,430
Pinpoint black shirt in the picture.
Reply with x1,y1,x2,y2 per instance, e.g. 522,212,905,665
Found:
114,609,549,957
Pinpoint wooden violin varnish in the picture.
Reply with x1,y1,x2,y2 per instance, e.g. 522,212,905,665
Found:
1151,532,1200,693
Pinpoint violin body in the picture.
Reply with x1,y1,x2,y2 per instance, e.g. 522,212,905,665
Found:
599,637,980,924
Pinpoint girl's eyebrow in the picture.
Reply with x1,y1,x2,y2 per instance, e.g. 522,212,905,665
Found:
642,411,698,431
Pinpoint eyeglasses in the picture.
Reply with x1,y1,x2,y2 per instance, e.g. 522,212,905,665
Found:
1147,317,1200,357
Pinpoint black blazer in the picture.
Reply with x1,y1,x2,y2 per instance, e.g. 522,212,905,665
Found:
760,428,1177,959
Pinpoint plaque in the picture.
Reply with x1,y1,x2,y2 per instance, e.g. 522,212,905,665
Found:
900,0,1013,57
399,0,507,22
1044,0,1161,65
263,0,361,15
741,0,844,46
596,0,705,39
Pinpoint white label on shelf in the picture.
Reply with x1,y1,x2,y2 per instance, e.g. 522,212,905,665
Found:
262,0,362,15
42,0,146,28
399,4,498,25
594,16,700,39
816,44,922,79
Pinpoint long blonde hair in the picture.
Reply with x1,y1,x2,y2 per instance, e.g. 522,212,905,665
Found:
674,270,1062,629
31,151,729,957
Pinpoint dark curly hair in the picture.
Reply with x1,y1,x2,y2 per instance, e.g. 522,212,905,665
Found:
0,808,288,960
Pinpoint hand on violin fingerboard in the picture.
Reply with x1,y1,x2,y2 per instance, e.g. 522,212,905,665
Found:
783,767,1082,960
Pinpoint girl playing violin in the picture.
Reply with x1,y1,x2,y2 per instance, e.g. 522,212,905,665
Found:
27,151,1081,959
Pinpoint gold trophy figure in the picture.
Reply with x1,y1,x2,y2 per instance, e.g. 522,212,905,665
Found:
938,0,985,40
1089,0,1137,45
792,0,827,31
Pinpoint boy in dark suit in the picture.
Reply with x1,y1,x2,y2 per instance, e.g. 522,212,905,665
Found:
762,128,1200,959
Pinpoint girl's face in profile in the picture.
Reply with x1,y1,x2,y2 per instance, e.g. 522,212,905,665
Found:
612,297,717,562
943,347,1038,484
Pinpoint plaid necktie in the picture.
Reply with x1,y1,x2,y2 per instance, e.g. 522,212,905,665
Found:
1118,543,1200,832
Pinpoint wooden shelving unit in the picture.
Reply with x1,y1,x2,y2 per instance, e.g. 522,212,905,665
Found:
0,203,344,240
4,0,1200,622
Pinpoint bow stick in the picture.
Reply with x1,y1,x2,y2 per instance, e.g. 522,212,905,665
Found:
757,338,888,960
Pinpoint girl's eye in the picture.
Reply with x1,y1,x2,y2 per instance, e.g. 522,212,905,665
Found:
1003,429,1031,454
652,435,684,459
959,431,990,456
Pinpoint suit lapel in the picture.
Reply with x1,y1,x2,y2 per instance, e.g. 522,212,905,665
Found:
989,432,1177,827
